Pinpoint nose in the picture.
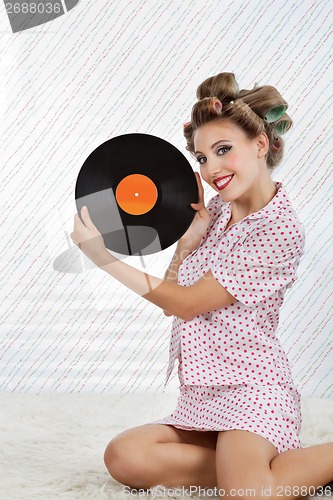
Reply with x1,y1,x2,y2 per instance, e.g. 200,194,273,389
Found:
205,155,223,178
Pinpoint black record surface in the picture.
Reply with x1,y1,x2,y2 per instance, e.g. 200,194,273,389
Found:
75,133,198,256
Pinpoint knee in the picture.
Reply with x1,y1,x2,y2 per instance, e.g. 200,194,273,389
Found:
103,439,129,484
103,438,145,488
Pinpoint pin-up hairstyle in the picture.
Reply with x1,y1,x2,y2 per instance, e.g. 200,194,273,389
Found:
183,72,292,170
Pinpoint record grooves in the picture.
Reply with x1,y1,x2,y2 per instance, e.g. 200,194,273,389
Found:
75,133,198,256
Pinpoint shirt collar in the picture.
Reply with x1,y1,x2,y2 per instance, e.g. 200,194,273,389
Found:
220,181,292,221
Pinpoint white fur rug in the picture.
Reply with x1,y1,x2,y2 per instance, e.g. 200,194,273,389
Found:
0,392,332,499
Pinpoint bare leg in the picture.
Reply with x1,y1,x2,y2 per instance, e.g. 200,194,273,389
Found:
270,442,333,498
104,424,218,490
216,430,333,500
107,423,333,495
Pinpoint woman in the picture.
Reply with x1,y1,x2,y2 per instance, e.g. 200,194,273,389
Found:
71,72,333,499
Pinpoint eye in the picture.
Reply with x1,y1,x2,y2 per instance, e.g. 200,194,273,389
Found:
195,145,231,164
196,156,206,164
217,145,232,155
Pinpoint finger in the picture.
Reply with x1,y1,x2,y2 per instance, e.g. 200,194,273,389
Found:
195,172,204,203
195,172,205,204
191,201,205,211
80,206,94,228
73,213,82,227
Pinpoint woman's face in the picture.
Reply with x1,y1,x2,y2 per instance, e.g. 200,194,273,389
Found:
192,119,268,201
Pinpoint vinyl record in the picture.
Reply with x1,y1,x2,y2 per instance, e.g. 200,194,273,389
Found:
75,133,198,256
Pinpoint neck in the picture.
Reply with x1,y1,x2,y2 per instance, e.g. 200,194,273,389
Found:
228,171,278,223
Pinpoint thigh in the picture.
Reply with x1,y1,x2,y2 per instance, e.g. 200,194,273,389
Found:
216,430,278,492
111,423,219,450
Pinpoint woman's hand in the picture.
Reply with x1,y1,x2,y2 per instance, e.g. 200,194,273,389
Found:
70,206,109,267
179,172,211,254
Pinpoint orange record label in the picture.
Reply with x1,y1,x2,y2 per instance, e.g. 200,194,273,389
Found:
115,174,158,215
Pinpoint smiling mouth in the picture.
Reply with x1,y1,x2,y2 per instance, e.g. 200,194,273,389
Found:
214,175,234,190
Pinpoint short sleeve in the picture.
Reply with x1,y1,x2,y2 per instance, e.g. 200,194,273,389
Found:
210,217,305,308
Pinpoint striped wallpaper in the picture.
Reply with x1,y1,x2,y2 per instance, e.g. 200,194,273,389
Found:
0,0,332,397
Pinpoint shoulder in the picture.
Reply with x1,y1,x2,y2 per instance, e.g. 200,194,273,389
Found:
246,185,305,255
252,212,304,238
244,212,305,263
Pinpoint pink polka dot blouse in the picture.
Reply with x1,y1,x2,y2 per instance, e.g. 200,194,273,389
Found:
164,181,305,387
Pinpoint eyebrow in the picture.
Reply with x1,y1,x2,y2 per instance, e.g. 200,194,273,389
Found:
194,140,232,155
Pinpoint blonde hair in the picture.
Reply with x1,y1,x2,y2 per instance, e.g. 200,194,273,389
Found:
184,72,292,170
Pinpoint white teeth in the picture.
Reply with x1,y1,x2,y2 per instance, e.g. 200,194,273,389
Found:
215,175,233,188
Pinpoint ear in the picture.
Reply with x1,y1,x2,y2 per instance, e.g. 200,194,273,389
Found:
256,131,269,158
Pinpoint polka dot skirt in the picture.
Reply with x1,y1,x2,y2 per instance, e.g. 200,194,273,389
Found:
149,362,302,455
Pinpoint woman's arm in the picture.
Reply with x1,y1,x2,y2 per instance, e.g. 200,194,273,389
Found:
70,195,235,321
95,249,235,321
